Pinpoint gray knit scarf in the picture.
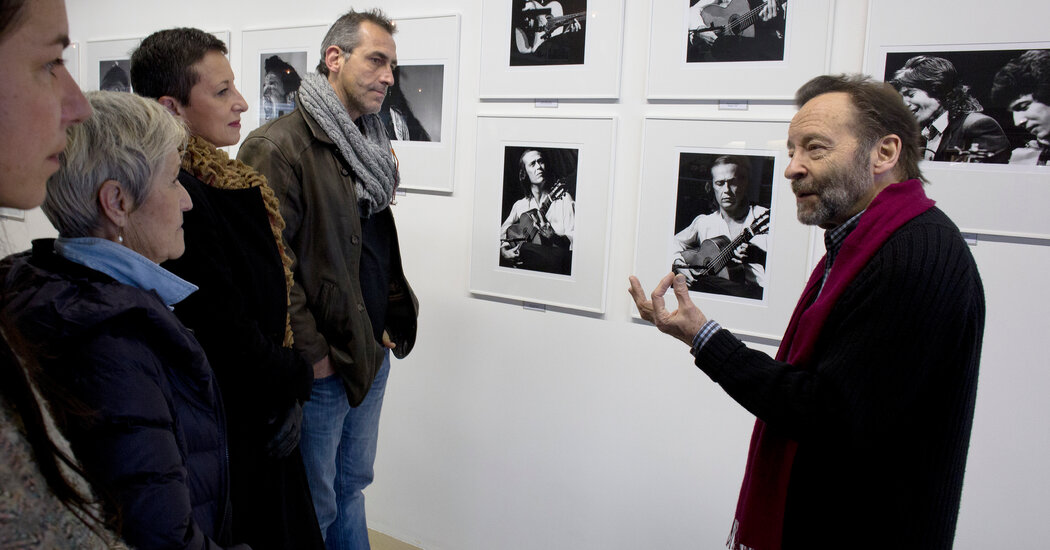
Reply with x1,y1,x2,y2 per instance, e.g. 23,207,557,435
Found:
297,72,399,216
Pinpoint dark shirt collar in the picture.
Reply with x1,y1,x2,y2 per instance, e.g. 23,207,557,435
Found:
819,209,865,295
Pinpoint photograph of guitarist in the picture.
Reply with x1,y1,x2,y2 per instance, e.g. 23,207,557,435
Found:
510,0,586,66
671,155,769,300
687,0,786,63
499,147,576,275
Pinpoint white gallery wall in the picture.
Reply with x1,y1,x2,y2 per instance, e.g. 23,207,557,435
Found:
12,0,1042,548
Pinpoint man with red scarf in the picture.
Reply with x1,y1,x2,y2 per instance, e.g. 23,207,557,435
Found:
630,74,984,549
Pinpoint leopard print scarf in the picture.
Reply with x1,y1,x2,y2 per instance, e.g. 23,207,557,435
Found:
181,135,295,347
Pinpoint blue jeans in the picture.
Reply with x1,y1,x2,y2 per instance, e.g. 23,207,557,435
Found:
300,351,390,550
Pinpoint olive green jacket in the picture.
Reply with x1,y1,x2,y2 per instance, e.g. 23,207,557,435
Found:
238,107,418,407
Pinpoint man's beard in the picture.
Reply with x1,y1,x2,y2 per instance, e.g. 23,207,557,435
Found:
792,147,872,227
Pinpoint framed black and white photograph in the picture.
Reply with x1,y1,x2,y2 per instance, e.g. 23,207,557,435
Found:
498,145,579,276
84,37,140,92
865,0,1050,239
258,52,306,126
509,0,587,67
480,0,625,99
98,59,130,92
671,152,774,301
647,0,831,100
380,13,461,193
379,64,444,143
238,25,327,156
686,0,786,64
633,117,811,340
471,115,616,313
881,48,1050,166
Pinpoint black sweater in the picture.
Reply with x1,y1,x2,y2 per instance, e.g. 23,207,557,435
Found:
696,207,985,549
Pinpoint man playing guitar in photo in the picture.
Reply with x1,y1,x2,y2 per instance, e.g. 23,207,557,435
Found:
671,155,769,299
512,0,585,64
688,0,785,63
500,148,576,275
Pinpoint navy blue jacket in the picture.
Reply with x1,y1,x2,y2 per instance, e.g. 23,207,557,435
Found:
0,240,248,550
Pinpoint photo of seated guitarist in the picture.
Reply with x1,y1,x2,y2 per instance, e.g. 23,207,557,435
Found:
687,0,786,63
500,147,576,275
671,155,769,300
510,0,586,66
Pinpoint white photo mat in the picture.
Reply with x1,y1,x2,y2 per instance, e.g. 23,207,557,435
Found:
470,115,617,313
632,117,811,340
479,0,626,99
84,37,140,91
84,31,229,93
646,0,832,100
865,0,1050,239
64,42,80,87
385,13,461,193
238,25,328,156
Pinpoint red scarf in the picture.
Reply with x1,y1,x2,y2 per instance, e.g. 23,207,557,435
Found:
729,180,935,550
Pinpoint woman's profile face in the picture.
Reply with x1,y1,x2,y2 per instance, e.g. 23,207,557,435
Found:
0,0,90,209
176,50,248,147
123,148,193,264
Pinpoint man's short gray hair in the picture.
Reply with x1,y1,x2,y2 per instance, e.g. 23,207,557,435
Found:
43,91,187,238
316,8,396,76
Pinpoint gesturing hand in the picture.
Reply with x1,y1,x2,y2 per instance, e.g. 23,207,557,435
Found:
628,272,709,346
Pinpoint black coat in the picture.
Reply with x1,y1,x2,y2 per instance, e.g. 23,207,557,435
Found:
162,169,322,550
0,240,245,550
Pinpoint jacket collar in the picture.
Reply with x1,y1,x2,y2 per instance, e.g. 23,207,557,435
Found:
54,237,198,308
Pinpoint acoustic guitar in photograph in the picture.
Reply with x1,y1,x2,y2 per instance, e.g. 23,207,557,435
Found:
502,180,568,252
690,0,786,40
675,211,770,280
514,1,586,54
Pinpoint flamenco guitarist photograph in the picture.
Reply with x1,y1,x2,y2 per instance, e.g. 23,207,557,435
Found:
499,146,577,276
687,0,786,63
510,0,587,66
671,154,772,300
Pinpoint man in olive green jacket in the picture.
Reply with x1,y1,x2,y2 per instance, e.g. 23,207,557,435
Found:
237,8,417,548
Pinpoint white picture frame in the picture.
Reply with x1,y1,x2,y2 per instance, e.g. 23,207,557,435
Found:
632,117,811,340
470,115,617,313
64,42,80,87
383,13,461,193
478,0,626,99
646,0,832,100
238,25,328,157
84,37,140,92
865,0,1050,239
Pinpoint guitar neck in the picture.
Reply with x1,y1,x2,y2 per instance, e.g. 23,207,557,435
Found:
727,0,785,35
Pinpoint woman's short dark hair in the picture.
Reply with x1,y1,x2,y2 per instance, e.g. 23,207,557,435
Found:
890,56,982,118
130,27,227,105
991,49,1050,107
796,74,925,183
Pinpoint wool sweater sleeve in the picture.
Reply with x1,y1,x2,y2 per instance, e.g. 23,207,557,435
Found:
694,216,984,447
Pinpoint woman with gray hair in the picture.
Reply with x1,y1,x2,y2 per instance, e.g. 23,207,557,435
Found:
0,91,249,550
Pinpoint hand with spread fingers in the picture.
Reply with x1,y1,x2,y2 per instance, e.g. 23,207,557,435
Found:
628,273,709,346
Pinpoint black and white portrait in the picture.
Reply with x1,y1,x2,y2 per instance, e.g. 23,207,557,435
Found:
99,59,130,92
686,0,786,63
885,47,1050,166
671,152,774,300
509,0,587,66
499,146,578,276
259,52,306,125
379,64,444,143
